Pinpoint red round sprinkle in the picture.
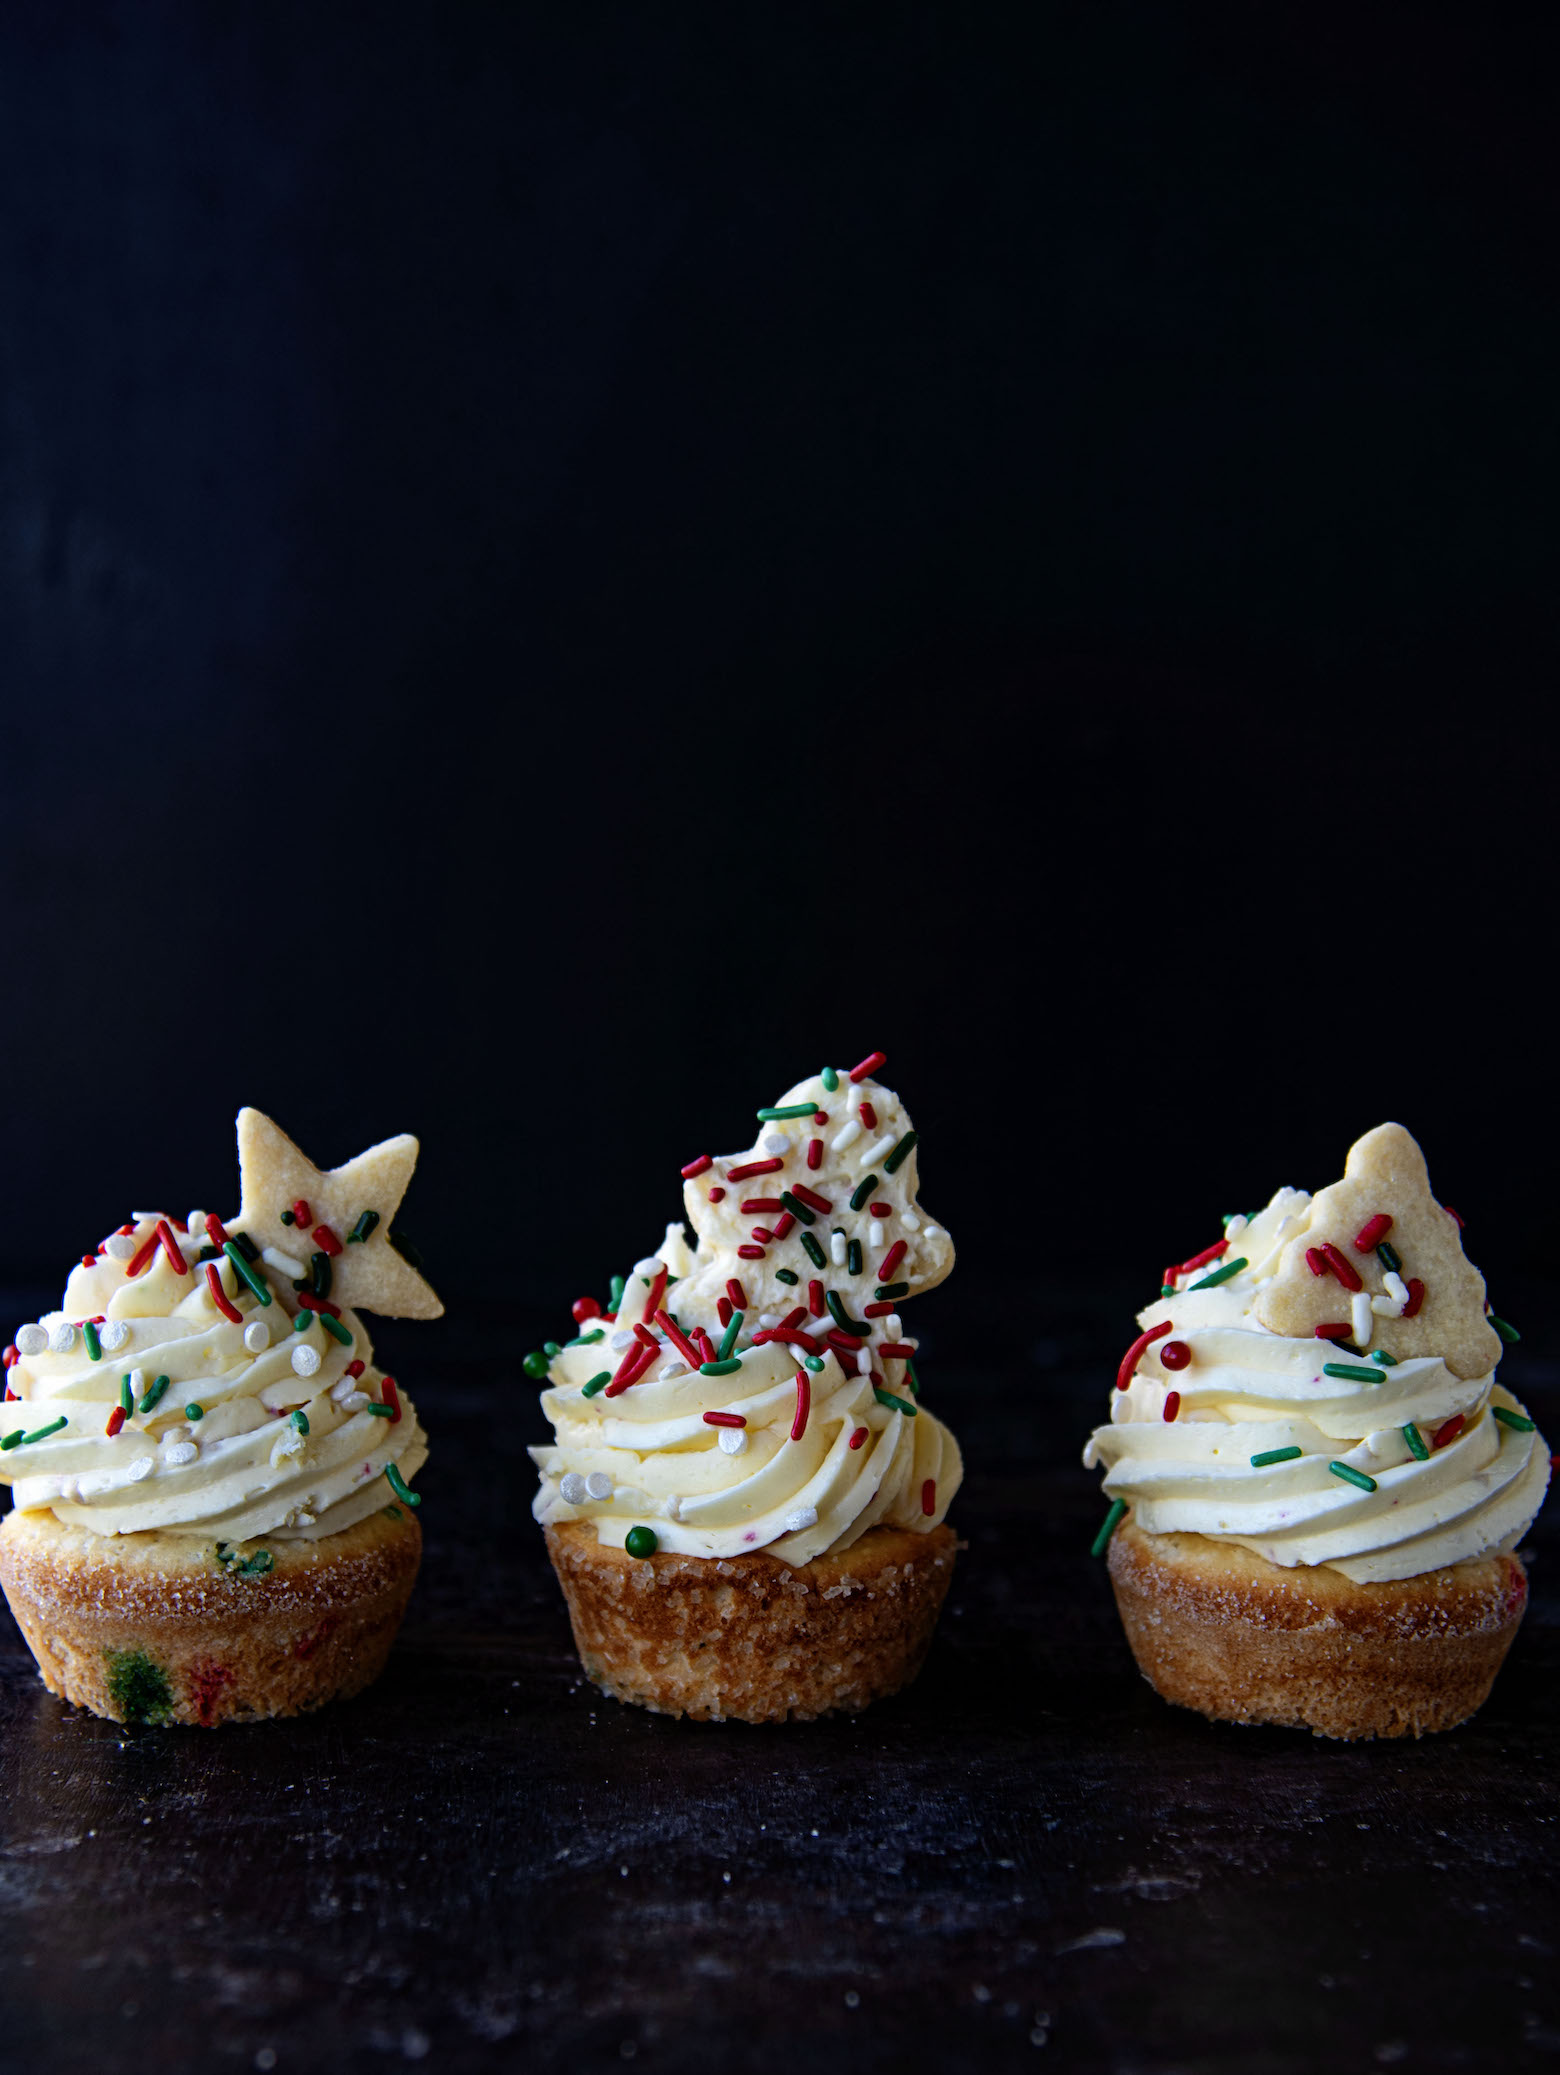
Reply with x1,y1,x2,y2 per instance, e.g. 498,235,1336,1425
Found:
741,1198,783,1213
849,1426,868,1450
869,1202,892,1218
1159,1340,1191,1371
807,1138,824,1171
382,1377,402,1424
1432,1413,1465,1450
921,1479,936,1516
737,1244,766,1260
790,1183,832,1215
205,1263,242,1324
726,1279,747,1311
773,1212,796,1240
859,1101,878,1130
1117,1320,1174,1391
105,1405,127,1436
1403,1277,1426,1318
702,1411,746,1428
1314,1323,1352,1342
572,1296,602,1323
680,1154,713,1179
707,1187,726,1203
1353,1213,1393,1253
791,1373,811,1442
1163,1390,1181,1422
808,1280,825,1317
877,1239,908,1284
81,1254,96,1269
848,1051,887,1083
728,1158,784,1182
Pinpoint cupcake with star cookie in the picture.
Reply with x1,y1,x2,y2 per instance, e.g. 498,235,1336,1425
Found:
1085,1123,1549,1740
0,1109,440,1727
531,1051,963,1723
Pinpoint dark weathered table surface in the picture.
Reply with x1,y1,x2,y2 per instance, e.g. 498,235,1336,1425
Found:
1,1279,1555,2075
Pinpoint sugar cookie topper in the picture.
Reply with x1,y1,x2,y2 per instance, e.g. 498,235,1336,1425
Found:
231,1108,443,1320
1253,1121,1499,1380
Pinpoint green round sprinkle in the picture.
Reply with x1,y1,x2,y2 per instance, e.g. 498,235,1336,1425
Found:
290,1409,309,1435
385,1461,421,1507
849,1175,878,1213
1190,1257,1247,1291
1091,1498,1127,1558
1328,1461,1378,1493
882,1131,918,1176
1492,1405,1536,1432
1489,1316,1522,1344
778,1191,815,1227
625,1526,658,1558
223,1240,272,1306
185,1403,204,1421
757,1103,818,1120
799,1232,826,1270
523,1351,550,1379
846,1238,863,1277
1402,1423,1429,1461
803,1355,824,1372
82,1321,102,1362
580,1373,610,1397
280,1209,295,1226
1322,1362,1384,1385
775,1268,800,1286
1370,1349,1398,1366
717,1312,744,1361
139,1374,171,1415
1250,1445,1302,1468
874,1282,910,1301
543,1341,561,1358
700,1358,743,1377
872,1387,916,1416
20,1418,67,1445
821,1066,840,1092
1160,1285,1176,1298
320,1311,353,1346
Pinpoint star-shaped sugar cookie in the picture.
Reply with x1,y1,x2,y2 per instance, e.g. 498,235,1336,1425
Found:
1253,1122,1499,1380
230,1108,443,1319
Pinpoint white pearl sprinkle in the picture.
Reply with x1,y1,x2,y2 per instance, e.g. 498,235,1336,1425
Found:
830,1231,847,1267
99,1319,130,1352
126,1456,154,1483
48,1322,77,1353
14,1325,48,1356
762,1133,790,1157
103,1234,137,1262
830,1119,862,1153
559,1472,587,1505
262,1247,306,1279
868,1220,884,1249
584,1471,613,1501
161,1441,198,1467
717,1427,748,1455
243,1320,270,1353
784,1506,819,1534
291,1344,321,1377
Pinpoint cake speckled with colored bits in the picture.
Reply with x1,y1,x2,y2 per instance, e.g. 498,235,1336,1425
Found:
0,1109,441,1726
531,1051,963,1723
1085,1123,1549,1740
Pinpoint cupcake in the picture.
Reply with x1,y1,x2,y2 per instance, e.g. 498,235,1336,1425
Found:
1085,1122,1548,1740
0,1108,441,1727
531,1052,963,1723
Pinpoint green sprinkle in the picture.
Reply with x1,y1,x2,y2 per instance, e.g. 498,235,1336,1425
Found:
1091,1498,1127,1558
119,1374,134,1415
237,1549,274,1576
280,1209,295,1226
1160,1285,1176,1298
873,1387,916,1416
1377,1240,1402,1274
904,1360,921,1396
874,1281,910,1301
1322,1362,1384,1385
1328,1461,1378,1493
389,1229,425,1271
320,1311,352,1346
293,1313,312,1335
799,1232,826,1269
821,1066,839,1092
778,1191,815,1227
700,1358,743,1377
846,1238,863,1277
231,1232,261,1264
758,1103,818,1120
1251,1445,1302,1468
139,1374,171,1415
1402,1423,1429,1461
803,1355,824,1372
717,1311,744,1360
383,1503,403,1520
21,1418,67,1444
523,1350,550,1379
882,1132,918,1176
849,1175,878,1212
348,1209,380,1244
775,1268,800,1286
580,1373,610,1397
609,1275,626,1312
1489,1315,1522,1344
826,1290,868,1335
310,1251,332,1299
184,1402,204,1421
1492,1405,1536,1432
223,1240,272,1307
104,1647,174,1726
564,1330,604,1348
625,1525,658,1558
365,1403,394,1418
543,1341,561,1358
1189,1257,1247,1291
82,1321,102,1362
385,1462,421,1507
0,1429,22,1451
290,1409,309,1435
1370,1349,1398,1366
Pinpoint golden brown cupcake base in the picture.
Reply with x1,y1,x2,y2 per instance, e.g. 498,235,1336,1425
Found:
1107,1513,1528,1741
0,1505,421,1727
544,1519,957,1723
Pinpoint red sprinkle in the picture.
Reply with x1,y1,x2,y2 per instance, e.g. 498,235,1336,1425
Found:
703,1411,746,1429
1314,1323,1353,1342
878,1344,916,1361
1353,1213,1393,1253
849,1051,887,1083
642,1267,669,1328
726,1279,747,1311
1319,1242,1363,1292
1163,1390,1181,1422
737,1244,766,1260
633,1322,659,1350
808,1280,825,1318
750,1226,775,1244
741,1198,783,1213
1305,1247,1328,1278
312,1223,342,1259
859,1101,878,1129
1443,1205,1465,1229
877,1239,908,1284
204,1213,231,1251
921,1479,936,1516
791,1374,811,1441
117,1224,134,1235
680,1154,713,1179
655,1311,703,1370
761,1327,822,1353
869,1202,892,1218
863,1301,898,1318
292,1199,312,1228
295,1291,342,1318
780,1308,808,1331
1117,1320,1174,1392
345,1359,366,1380
728,1158,784,1182
1,1346,16,1369
773,1213,796,1240
605,1341,658,1397
382,1376,402,1424
205,1263,242,1323
81,1254,96,1269
1176,1239,1227,1277
717,1296,734,1327
708,1188,726,1203
849,1426,868,1450
572,1296,603,1323
1403,1278,1426,1318
105,1406,126,1437
791,1183,832,1215
694,1328,719,1366
156,1220,188,1276
1432,1413,1465,1450
1159,1340,1191,1371
807,1138,824,1171
827,1329,866,1352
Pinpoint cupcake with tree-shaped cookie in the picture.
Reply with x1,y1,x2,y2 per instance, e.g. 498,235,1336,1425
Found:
530,1052,963,1723
1085,1123,1548,1740
0,1109,440,1727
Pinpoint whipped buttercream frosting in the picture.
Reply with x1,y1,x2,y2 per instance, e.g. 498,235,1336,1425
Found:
1084,1125,1549,1584
0,1113,436,1543
531,1061,962,1565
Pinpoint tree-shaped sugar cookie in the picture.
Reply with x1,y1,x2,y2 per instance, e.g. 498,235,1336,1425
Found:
1253,1122,1499,1380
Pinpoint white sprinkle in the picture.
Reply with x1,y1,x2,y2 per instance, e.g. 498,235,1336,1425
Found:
1383,1271,1409,1308
633,1257,662,1276
103,1234,137,1262
291,1344,321,1377
270,1430,304,1465
887,1313,903,1337
560,1472,588,1505
609,1330,633,1351
830,1231,847,1267
340,1391,371,1411
98,1319,130,1352
762,1133,790,1157
585,1471,613,1501
243,1320,271,1353
1225,1214,1249,1241
868,1220,884,1249
718,1427,748,1455
1351,1292,1374,1348
49,1322,77,1353
756,1313,779,1331
656,1362,688,1381
331,1377,359,1403
923,1226,942,1243
127,1456,154,1482
901,1211,921,1232
161,1441,198,1467
830,1119,862,1153
14,1325,48,1356
262,1247,307,1279
860,1135,894,1167
128,1369,146,1399
856,1352,872,1376
784,1506,819,1533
